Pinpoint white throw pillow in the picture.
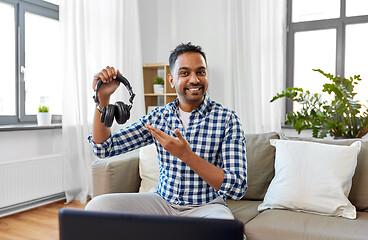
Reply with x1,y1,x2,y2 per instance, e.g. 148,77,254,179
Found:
258,139,361,219
138,144,160,193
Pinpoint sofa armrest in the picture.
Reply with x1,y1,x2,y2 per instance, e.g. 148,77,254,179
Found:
92,150,141,197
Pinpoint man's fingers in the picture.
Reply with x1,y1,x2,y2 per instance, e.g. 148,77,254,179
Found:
174,129,185,141
145,124,167,144
93,66,120,90
150,129,166,143
106,66,116,82
146,124,170,139
145,125,191,160
110,66,117,79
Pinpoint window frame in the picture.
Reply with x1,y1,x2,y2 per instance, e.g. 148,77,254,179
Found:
286,0,368,114
0,0,59,125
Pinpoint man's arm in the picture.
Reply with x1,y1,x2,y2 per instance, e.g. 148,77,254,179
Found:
145,124,225,191
92,66,121,143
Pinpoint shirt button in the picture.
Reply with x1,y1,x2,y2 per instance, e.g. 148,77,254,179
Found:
181,177,184,180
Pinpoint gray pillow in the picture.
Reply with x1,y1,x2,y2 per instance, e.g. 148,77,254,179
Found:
242,132,279,200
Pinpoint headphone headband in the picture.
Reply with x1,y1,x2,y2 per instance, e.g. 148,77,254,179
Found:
93,74,136,108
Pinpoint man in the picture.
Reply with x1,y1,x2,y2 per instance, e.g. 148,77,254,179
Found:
86,43,247,220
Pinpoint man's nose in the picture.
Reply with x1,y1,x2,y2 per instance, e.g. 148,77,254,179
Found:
189,73,200,84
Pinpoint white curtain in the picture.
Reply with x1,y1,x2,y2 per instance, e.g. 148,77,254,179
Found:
60,0,145,203
223,0,286,134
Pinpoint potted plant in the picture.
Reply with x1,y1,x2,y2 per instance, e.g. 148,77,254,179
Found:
271,69,368,138
37,105,51,126
153,76,164,94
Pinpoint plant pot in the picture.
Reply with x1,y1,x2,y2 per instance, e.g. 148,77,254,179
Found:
153,84,164,94
37,112,51,126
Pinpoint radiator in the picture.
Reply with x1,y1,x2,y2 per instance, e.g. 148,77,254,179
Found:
0,154,64,214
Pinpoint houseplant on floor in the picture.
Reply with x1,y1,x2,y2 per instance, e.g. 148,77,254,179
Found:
37,105,51,126
271,69,368,139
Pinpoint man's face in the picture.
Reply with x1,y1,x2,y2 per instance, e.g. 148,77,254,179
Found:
168,52,208,109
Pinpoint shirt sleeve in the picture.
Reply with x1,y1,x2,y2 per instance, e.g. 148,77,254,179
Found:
88,114,154,159
218,112,247,200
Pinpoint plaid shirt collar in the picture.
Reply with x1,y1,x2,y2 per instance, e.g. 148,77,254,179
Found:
171,93,210,117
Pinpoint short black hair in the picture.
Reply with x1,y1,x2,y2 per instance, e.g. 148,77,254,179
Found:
169,42,207,74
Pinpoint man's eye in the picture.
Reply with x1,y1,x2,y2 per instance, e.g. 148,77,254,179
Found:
179,72,189,76
198,71,206,76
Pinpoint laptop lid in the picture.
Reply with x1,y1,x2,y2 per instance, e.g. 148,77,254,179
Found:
59,208,244,240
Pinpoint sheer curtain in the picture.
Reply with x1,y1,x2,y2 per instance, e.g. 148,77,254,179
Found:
60,0,145,203
223,0,286,134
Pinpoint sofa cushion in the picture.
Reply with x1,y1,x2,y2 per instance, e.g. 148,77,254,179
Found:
281,135,368,212
138,143,159,193
227,199,262,225
258,140,361,219
242,132,279,200
245,209,368,240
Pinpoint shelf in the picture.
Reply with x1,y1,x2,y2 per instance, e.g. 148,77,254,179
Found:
143,63,169,68
143,63,177,113
144,93,165,96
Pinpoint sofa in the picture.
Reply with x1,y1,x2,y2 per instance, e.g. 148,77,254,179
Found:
92,132,368,240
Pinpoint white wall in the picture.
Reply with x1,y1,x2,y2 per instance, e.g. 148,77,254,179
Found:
138,0,228,105
0,129,63,163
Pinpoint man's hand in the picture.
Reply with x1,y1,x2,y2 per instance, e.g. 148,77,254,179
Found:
145,124,192,162
92,66,121,103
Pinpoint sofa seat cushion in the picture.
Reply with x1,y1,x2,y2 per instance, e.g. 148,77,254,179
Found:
245,209,368,240
227,200,262,224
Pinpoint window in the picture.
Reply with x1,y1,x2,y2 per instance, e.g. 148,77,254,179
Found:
286,0,368,114
0,0,60,125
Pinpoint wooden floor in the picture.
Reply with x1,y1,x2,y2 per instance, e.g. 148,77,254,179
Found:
0,200,88,240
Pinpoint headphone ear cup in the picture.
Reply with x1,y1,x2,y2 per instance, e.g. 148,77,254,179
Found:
115,101,130,124
102,104,116,127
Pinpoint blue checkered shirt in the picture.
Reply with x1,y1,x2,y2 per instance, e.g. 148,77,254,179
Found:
89,94,247,205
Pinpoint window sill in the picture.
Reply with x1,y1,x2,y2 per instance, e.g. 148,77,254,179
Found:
0,123,62,132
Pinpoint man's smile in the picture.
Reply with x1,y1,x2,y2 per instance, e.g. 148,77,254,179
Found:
185,85,203,93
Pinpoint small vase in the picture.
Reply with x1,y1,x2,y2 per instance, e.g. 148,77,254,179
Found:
153,84,164,94
37,112,51,126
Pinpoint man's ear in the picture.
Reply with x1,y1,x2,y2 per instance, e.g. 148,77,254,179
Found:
168,73,175,88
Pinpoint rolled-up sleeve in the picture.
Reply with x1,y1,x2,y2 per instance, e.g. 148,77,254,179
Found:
218,113,247,200
88,134,114,158
88,115,154,159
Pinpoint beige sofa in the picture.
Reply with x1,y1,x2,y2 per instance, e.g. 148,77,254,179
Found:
92,132,368,240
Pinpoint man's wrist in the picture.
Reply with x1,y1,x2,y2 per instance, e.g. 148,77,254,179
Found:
98,97,110,107
96,104,104,112
181,150,196,165
95,98,110,113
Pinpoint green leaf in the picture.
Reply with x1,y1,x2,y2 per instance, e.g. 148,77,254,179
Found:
39,105,49,112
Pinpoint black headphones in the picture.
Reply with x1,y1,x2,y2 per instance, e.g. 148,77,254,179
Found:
93,74,136,127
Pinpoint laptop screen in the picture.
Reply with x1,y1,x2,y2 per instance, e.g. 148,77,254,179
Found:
59,208,244,240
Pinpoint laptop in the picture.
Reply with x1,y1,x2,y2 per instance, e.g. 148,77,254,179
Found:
59,208,244,240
